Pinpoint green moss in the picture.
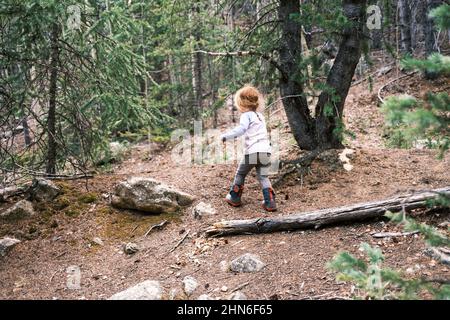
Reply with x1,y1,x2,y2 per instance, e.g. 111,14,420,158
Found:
55,181,73,194
97,205,181,241
78,192,98,204
97,206,115,216
53,196,71,210
65,206,82,217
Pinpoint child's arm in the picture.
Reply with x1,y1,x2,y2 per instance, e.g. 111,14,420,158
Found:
220,113,250,141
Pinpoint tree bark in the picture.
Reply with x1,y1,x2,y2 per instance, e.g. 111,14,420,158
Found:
191,4,203,121
410,0,423,51
424,0,441,56
46,23,59,175
398,0,412,53
278,0,366,151
278,0,316,150
22,117,31,147
204,187,450,237
314,0,367,149
191,39,203,120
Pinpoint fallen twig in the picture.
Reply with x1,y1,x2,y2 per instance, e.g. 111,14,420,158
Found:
144,220,168,237
230,240,244,247
231,282,250,293
421,277,450,285
169,265,182,270
50,270,59,282
56,251,67,259
299,292,351,300
351,63,394,87
129,224,140,236
168,229,190,253
371,231,419,238
377,71,418,105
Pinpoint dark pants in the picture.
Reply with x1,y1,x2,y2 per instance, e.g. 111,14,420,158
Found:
233,153,272,189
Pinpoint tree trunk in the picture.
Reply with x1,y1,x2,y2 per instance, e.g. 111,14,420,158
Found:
205,187,450,237
398,0,412,53
278,0,316,150
192,42,202,120
191,5,203,121
314,0,367,149
22,117,31,147
46,23,59,175
278,0,366,151
370,1,383,50
410,0,423,51
301,0,313,49
424,0,441,56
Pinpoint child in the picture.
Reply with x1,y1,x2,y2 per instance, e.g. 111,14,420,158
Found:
220,85,277,212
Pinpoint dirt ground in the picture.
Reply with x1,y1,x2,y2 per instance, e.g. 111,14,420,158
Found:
0,58,449,300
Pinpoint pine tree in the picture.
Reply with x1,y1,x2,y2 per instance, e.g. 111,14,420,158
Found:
382,4,450,157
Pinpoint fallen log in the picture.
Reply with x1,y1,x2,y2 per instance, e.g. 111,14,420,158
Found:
205,187,450,237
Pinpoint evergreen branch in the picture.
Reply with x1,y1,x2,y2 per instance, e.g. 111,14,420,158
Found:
192,49,287,79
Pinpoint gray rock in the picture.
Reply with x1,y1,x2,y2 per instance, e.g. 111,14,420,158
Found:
228,291,247,300
123,242,139,254
197,294,215,300
193,202,216,219
230,253,265,273
182,276,198,297
92,237,104,246
30,178,61,202
111,177,196,214
109,280,162,300
1,200,35,221
0,237,21,257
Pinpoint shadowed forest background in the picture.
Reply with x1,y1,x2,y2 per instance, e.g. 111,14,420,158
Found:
0,0,449,300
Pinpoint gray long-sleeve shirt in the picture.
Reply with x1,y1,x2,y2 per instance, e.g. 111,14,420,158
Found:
221,111,272,155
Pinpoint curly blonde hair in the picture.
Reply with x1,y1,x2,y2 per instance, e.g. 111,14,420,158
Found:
235,85,261,112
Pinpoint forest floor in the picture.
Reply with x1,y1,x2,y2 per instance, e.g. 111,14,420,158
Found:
0,56,449,300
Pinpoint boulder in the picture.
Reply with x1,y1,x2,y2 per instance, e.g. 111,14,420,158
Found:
230,253,265,273
109,280,162,300
0,237,21,257
1,200,35,221
111,177,195,214
30,178,61,202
